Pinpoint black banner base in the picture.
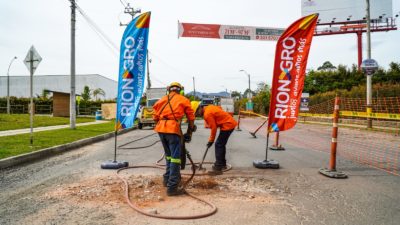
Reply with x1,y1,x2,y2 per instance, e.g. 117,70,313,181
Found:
319,168,348,179
269,145,285,151
253,159,280,169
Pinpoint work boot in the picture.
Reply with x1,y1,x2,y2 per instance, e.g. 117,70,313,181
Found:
167,188,186,196
207,165,226,176
163,178,168,187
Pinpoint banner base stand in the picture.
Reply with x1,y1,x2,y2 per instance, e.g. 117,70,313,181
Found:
269,145,285,151
101,160,129,169
253,159,280,169
249,132,257,138
319,168,348,179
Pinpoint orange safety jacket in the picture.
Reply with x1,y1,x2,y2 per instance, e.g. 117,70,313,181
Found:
204,105,238,142
153,92,195,135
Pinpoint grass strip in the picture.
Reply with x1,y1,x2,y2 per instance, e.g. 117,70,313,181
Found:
0,121,115,159
0,114,95,131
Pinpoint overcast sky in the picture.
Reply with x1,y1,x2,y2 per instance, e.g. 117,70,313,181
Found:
1,0,399,94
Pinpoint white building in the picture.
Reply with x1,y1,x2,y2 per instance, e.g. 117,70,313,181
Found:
0,74,117,100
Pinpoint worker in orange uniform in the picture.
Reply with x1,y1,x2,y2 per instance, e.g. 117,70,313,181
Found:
153,82,195,196
200,104,237,175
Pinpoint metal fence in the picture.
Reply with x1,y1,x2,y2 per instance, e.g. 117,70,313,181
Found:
0,105,99,116
0,105,28,114
238,103,400,176
78,107,101,116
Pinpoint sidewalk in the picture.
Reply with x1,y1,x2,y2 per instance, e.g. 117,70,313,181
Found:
0,121,109,137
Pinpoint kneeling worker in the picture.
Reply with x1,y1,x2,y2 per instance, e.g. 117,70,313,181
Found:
153,82,195,196
199,104,237,175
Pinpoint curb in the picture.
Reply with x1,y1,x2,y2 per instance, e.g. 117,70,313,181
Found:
0,127,135,169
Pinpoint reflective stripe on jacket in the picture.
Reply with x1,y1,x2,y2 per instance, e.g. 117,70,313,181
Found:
153,93,195,135
204,105,238,142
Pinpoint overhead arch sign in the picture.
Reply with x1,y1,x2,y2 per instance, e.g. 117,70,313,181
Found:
178,22,284,41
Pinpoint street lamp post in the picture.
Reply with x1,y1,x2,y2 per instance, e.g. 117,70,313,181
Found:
239,69,252,111
193,76,196,99
7,56,17,114
239,70,251,98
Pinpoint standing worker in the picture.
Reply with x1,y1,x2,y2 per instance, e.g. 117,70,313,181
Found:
153,82,195,196
199,105,237,175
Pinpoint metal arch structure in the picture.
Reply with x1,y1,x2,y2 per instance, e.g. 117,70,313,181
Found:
313,18,397,70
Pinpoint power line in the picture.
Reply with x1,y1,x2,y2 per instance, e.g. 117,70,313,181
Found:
119,0,128,8
68,1,188,87
75,2,119,53
148,50,193,78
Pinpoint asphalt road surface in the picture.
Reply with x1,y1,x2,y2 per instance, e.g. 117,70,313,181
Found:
1,120,399,225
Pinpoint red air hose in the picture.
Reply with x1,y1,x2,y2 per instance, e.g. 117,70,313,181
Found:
116,164,218,219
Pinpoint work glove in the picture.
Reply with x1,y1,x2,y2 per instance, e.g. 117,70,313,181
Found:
187,121,197,133
206,141,214,148
183,133,192,143
191,124,197,132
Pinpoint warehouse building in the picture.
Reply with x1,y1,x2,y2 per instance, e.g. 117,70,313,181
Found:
0,74,117,100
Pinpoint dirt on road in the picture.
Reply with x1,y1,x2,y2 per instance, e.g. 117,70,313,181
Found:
3,168,294,225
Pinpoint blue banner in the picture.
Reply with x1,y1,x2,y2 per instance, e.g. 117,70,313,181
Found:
116,12,151,130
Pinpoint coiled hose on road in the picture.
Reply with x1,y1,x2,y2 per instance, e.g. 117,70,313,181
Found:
114,132,234,219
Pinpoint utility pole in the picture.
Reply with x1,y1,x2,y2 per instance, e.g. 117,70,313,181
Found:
146,50,151,89
70,0,76,129
193,76,196,99
120,3,141,26
7,56,17,114
248,74,251,98
221,85,228,97
366,0,372,129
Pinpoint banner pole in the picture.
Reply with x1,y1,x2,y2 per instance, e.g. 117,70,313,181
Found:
265,132,270,161
101,123,129,169
114,129,118,162
253,130,279,169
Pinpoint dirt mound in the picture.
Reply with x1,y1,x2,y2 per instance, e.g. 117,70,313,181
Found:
45,175,125,204
45,174,282,206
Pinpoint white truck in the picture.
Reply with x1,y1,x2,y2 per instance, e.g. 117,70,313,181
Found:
138,87,166,129
220,98,235,115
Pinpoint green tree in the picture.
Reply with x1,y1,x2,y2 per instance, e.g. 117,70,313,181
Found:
36,89,51,100
230,91,241,99
243,89,256,99
81,86,91,102
317,61,337,71
380,62,400,84
252,82,271,114
92,88,105,101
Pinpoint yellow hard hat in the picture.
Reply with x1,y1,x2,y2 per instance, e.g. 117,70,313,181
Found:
191,101,201,113
169,82,183,89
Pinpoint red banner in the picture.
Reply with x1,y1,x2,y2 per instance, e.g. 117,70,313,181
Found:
268,14,318,132
179,23,221,39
